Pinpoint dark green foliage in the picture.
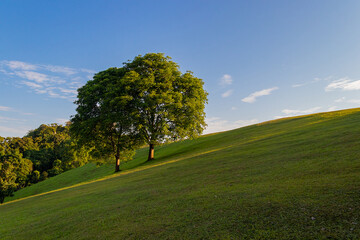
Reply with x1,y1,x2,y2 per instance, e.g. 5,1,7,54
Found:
48,160,64,177
0,136,4,156
0,151,32,203
124,53,208,160
24,123,90,173
0,123,92,203
71,53,208,167
71,67,143,171
40,171,48,181
31,170,40,183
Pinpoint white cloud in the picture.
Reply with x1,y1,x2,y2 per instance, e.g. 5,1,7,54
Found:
0,105,33,116
21,81,43,89
292,83,305,88
56,118,69,125
325,78,360,91
282,107,321,115
58,87,77,95
221,90,233,98
274,107,322,119
293,77,327,88
335,97,360,105
43,65,77,75
0,126,29,136
0,116,18,122
81,68,96,74
328,106,338,111
231,106,237,110
16,71,49,83
4,60,37,70
0,60,95,101
335,97,346,103
347,99,360,104
0,106,12,111
220,74,233,86
242,87,278,103
204,117,258,134
0,116,26,123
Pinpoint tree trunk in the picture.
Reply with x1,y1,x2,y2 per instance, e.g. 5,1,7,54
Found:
148,143,155,161
115,156,120,172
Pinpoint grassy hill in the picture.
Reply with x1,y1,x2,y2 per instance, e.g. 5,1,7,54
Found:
1,108,360,239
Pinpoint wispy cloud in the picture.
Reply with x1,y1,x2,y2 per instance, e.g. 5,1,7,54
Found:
242,87,278,103
281,107,321,115
204,117,258,134
15,71,49,83
5,60,37,71
334,97,360,104
221,90,233,98
219,74,233,86
0,60,95,101
274,107,321,119
0,126,30,136
0,116,27,124
325,78,360,91
43,65,77,75
21,81,43,89
292,77,323,88
56,118,69,125
335,97,346,103
328,106,338,111
0,105,33,115
0,106,12,111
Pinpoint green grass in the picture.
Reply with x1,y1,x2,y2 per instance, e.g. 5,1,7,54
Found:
4,147,150,202
1,108,360,239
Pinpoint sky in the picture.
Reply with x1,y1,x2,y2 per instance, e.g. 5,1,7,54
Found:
1,0,360,137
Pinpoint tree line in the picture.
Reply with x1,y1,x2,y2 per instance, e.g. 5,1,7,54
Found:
0,123,92,203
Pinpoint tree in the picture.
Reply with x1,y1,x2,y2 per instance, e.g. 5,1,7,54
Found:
0,136,5,156
0,151,33,203
70,68,142,172
124,53,208,160
24,123,91,173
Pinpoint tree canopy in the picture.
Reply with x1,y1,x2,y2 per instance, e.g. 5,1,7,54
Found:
70,67,142,172
0,123,91,203
71,53,208,168
124,53,208,160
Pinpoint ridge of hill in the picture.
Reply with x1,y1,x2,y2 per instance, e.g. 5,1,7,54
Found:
1,108,360,239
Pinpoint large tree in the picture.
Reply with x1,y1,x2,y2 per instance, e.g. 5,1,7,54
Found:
71,53,208,166
70,68,142,172
124,53,208,160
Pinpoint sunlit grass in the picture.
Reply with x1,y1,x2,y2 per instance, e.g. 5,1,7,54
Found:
1,108,360,239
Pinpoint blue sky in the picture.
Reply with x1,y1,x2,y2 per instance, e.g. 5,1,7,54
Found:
1,0,360,137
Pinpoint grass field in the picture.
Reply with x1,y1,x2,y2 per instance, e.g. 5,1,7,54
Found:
1,108,360,239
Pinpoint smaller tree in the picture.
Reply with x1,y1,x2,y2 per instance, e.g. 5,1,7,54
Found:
0,158,17,203
0,151,33,203
71,68,143,172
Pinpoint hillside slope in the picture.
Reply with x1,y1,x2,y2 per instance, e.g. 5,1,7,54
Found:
1,108,360,239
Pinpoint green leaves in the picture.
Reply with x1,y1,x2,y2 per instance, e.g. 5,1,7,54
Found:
71,67,142,171
71,53,208,164
0,152,33,203
125,53,208,145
